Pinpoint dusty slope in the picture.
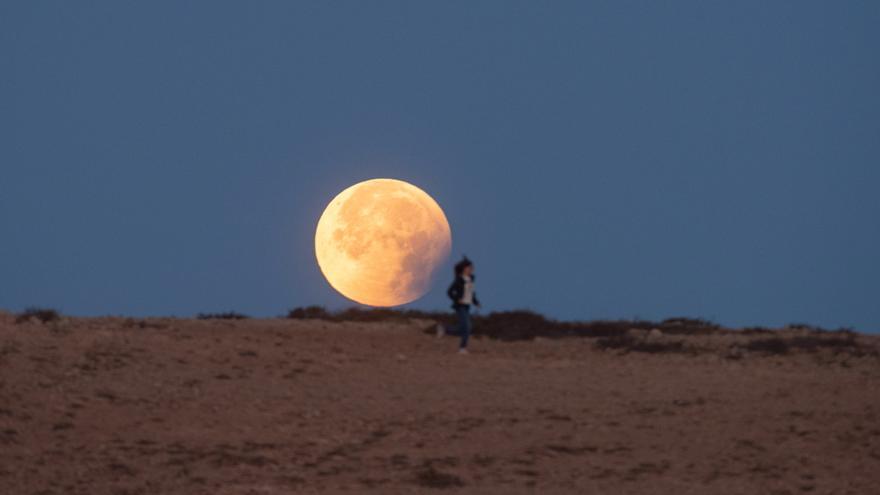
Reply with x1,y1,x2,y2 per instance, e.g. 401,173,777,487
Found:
1,314,878,494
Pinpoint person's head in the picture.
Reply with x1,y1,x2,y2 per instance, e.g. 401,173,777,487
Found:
454,256,474,277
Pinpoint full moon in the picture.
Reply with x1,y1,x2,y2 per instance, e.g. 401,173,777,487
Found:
314,178,452,307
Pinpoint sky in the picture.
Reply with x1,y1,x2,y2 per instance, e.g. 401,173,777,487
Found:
2,2,878,331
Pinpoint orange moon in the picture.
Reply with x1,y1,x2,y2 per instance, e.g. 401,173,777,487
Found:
314,178,452,307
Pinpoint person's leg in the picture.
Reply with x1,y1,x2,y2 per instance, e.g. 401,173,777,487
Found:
457,305,471,349
442,313,460,335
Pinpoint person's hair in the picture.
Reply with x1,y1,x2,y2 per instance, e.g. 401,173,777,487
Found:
454,256,473,276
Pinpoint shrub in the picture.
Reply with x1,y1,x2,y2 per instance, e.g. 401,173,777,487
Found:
744,335,875,357
659,317,720,335
335,307,403,322
196,311,249,320
16,307,61,324
744,337,789,354
786,322,819,331
594,334,687,354
287,306,332,319
287,306,448,322
471,310,558,341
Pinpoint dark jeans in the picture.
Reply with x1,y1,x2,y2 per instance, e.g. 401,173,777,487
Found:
446,305,472,349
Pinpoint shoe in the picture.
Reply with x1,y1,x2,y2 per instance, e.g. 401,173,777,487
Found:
436,323,445,338
458,348,469,355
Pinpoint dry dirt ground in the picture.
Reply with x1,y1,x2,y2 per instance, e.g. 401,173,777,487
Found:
1,314,879,495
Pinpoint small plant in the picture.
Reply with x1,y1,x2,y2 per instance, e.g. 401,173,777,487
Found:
743,335,875,357
286,306,447,322
659,317,720,335
15,307,61,324
196,311,249,320
595,334,687,354
786,322,818,331
744,337,789,354
287,306,332,320
335,307,400,322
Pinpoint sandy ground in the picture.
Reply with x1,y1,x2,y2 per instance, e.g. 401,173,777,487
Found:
1,314,879,494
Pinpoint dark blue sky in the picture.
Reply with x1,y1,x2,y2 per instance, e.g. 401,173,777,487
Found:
2,2,878,331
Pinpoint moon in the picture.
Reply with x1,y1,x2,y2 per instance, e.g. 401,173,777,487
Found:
314,178,452,307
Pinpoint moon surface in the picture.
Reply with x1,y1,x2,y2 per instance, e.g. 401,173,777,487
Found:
314,178,452,307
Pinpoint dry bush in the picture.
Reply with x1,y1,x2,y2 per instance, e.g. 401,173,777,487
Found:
287,306,332,319
472,313,724,341
285,307,725,342
594,334,688,354
285,307,872,355
196,311,249,320
15,307,61,324
745,334,875,357
744,337,790,354
658,317,721,335
286,306,448,323
471,310,562,340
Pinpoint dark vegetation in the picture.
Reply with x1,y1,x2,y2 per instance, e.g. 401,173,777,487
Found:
15,307,61,324
744,333,873,356
288,307,728,340
287,306,876,358
196,311,249,320
8,304,873,359
594,335,687,354
287,305,448,323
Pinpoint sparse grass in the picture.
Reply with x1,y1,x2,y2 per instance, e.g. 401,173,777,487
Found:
15,307,61,324
745,334,876,357
196,311,249,320
594,334,688,354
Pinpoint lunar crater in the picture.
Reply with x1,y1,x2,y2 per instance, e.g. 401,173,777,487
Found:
315,178,451,307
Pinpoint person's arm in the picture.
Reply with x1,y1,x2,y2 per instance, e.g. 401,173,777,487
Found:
447,278,462,302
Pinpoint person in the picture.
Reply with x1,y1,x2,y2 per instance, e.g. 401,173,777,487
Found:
437,256,481,354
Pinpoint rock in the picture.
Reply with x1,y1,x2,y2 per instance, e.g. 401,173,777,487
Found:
647,328,663,339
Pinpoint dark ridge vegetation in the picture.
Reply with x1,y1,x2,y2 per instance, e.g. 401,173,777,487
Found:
287,306,871,347
471,313,722,341
196,311,249,320
287,305,332,319
287,306,449,323
15,307,61,324
786,322,820,331
657,317,721,335
745,334,876,357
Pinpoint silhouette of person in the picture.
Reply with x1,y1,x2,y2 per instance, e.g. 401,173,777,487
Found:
437,256,481,354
